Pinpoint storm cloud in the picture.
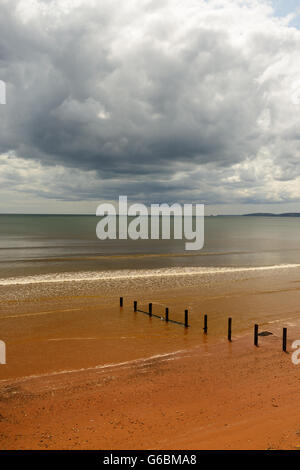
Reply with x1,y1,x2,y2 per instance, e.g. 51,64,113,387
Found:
1,0,300,211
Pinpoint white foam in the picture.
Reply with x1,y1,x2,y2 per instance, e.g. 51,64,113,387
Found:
0,264,300,286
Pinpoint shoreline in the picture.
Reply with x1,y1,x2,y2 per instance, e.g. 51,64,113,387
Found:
1,262,300,286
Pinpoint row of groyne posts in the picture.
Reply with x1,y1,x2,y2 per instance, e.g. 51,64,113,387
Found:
119,297,289,352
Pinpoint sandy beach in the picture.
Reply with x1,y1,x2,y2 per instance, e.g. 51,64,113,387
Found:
1,328,300,450
1,265,300,449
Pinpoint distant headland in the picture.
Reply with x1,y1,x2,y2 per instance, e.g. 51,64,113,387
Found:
243,213,300,217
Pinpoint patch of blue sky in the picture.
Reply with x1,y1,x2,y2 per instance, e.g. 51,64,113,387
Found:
271,0,300,28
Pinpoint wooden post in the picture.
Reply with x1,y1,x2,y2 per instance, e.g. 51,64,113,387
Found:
228,317,232,342
120,297,123,307
283,327,287,352
184,309,188,328
134,301,137,312
165,307,169,322
149,303,152,317
254,324,258,347
204,314,208,334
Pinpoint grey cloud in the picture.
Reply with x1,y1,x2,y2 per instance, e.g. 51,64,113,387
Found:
0,0,300,207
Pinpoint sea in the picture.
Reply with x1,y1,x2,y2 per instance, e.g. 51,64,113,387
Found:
1,214,300,283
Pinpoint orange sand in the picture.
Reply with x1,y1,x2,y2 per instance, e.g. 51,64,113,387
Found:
1,329,300,450
2,268,300,450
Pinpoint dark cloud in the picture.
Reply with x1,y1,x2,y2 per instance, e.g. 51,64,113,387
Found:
0,0,300,208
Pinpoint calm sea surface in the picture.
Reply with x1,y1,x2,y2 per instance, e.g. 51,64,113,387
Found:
0,215,300,282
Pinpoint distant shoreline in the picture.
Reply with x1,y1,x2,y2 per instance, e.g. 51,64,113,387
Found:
0,212,300,217
242,213,300,217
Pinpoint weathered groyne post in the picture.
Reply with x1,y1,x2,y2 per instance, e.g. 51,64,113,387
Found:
185,310,189,328
204,315,208,334
283,327,287,352
165,307,169,322
254,324,259,347
228,317,232,342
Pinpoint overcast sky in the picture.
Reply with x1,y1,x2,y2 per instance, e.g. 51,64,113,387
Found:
1,0,300,214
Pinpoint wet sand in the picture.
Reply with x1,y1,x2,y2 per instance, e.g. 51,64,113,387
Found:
2,264,300,380
1,328,300,450
1,266,300,449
